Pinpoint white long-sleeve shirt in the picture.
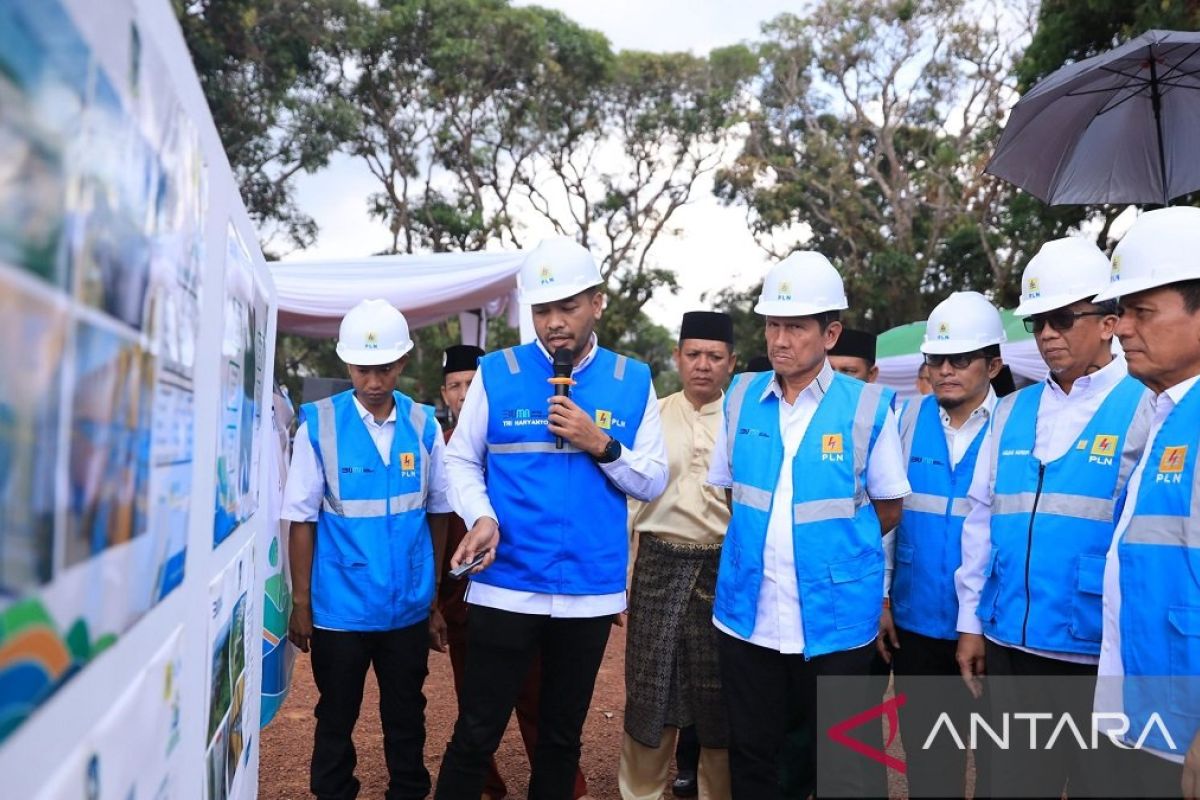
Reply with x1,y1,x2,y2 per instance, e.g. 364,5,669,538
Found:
707,362,911,653
955,356,1132,664
1094,374,1200,763
444,334,669,618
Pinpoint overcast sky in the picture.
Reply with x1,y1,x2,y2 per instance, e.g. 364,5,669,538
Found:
288,0,801,335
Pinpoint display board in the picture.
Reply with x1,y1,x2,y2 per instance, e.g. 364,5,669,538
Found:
0,0,280,797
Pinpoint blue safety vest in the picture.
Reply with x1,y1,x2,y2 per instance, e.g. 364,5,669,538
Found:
475,342,649,595
979,376,1151,654
892,395,989,640
301,390,439,631
1118,381,1200,754
714,370,893,657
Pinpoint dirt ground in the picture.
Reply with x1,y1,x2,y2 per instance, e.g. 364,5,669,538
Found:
259,625,629,800
259,624,917,800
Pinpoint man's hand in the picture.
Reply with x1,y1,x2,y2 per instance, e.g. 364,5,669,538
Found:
451,516,500,574
877,606,900,665
1183,729,1200,799
547,395,609,456
613,612,627,628
428,605,449,653
288,600,314,653
956,632,987,699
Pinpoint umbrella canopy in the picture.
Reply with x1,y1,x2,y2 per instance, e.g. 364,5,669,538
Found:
986,29,1200,206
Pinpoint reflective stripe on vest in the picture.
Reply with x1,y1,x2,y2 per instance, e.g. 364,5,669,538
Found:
1117,380,1200,754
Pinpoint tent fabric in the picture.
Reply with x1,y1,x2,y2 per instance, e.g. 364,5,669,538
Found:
270,251,527,337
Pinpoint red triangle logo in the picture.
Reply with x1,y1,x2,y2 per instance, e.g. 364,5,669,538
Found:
825,692,907,774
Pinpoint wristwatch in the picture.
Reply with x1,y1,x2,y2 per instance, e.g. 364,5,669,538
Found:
595,435,622,464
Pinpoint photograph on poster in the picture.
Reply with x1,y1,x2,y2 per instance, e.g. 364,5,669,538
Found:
0,0,87,288
0,0,213,747
207,541,254,800
0,275,67,597
71,69,153,331
65,319,154,568
214,224,262,546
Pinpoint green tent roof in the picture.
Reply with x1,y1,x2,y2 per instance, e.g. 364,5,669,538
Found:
875,309,1031,359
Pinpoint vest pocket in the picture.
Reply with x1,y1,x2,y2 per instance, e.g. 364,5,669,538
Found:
829,550,883,630
1168,606,1200,718
315,558,371,625
1068,554,1106,642
892,543,914,611
977,547,1001,624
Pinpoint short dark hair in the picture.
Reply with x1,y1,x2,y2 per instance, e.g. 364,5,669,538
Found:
981,344,1001,359
1091,298,1119,315
815,310,840,331
1173,279,1200,314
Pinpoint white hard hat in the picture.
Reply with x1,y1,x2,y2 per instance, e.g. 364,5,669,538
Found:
921,291,1006,355
1094,207,1200,303
754,251,848,317
336,299,413,366
517,237,603,305
1014,237,1112,317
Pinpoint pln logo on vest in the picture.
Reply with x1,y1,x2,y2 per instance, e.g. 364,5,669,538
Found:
821,433,844,462
400,452,417,477
594,409,625,430
1157,446,1188,484
1088,434,1118,465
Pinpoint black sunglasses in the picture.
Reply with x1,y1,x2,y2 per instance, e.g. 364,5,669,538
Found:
1023,310,1109,334
924,351,991,370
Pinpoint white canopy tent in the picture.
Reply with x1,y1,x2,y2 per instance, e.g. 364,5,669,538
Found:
270,251,531,345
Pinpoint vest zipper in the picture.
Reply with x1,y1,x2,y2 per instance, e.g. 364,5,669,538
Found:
1021,462,1046,646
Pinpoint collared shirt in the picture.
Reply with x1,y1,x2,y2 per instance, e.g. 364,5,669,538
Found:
884,387,998,594
282,394,452,523
444,333,669,618
629,390,729,547
707,361,911,654
942,387,998,468
956,356,1130,664
1094,374,1200,763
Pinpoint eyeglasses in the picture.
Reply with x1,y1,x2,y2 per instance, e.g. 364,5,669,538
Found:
1023,310,1110,334
923,351,989,370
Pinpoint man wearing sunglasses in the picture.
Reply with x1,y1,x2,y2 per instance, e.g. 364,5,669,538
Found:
955,237,1154,797
883,291,1004,798
1091,207,1200,797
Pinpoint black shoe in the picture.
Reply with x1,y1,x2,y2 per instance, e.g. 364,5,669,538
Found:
672,770,698,798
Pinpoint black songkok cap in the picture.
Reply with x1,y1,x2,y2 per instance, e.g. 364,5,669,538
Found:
829,328,877,362
442,345,485,376
745,355,772,373
679,311,734,344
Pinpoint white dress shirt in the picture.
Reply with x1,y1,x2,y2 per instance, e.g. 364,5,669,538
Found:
956,356,1130,664
1094,374,1200,763
443,334,669,618
884,388,998,594
282,393,452,522
707,361,911,653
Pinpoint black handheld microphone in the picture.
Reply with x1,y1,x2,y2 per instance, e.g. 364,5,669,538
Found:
551,346,575,450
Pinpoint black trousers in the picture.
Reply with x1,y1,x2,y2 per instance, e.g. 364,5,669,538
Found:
717,631,884,800
434,606,612,800
1093,737,1184,798
983,640,1097,799
309,622,431,800
892,626,989,799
